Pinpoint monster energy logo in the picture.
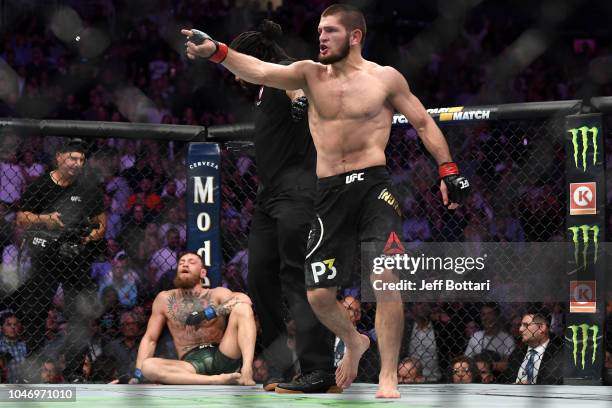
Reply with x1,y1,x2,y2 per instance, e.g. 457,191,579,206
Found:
568,324,599,369
568,225,599,271
569,126,599,171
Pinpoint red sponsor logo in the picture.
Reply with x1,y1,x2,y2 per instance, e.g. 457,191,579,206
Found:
383,231,405,255
570,280,596,313
569,182,596,215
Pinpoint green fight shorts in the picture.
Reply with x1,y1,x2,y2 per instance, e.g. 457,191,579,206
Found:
182,344,241,375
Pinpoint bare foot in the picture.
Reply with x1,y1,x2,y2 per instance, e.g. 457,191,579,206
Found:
335,333,370,388
376,376,400,399
237,377,256,386
210,372,241,385
238,369,256,386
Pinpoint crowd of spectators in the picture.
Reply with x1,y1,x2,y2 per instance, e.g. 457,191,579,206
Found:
0,0,611,384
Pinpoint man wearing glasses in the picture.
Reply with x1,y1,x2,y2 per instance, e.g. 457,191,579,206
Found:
500,308,563,384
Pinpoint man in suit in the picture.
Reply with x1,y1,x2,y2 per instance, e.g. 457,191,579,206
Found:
500,308,563,384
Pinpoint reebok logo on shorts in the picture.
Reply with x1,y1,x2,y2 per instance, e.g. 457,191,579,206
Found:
310,258,337,283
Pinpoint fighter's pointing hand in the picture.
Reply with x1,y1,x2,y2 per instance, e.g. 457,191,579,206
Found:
181,29,228,63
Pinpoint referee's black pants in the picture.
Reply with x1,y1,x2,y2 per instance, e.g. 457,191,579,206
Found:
247,188,334,376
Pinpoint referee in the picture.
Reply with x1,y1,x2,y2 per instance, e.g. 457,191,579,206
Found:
228,20,337,393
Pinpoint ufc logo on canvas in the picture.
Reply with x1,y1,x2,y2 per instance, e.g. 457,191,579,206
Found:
345,172,364,184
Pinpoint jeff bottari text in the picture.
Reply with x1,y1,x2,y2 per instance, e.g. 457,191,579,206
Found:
372,279,491,291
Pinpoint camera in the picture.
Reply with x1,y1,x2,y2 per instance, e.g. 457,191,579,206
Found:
25,221,99,261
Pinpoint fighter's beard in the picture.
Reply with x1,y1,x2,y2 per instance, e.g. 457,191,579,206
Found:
318,37,350,65
174,273,201,289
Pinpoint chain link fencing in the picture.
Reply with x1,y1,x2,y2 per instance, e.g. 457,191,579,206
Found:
0,114,609,384
219,115,606,385
0,134,188,383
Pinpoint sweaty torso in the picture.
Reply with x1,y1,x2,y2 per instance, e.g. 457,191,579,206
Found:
162,289,226,359
305,61,394,177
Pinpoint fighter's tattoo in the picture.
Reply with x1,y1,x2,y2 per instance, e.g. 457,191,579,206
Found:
212,297,241,317
167,290,212,324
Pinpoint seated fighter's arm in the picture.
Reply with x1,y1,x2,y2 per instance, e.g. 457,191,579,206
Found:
213,287,253,315
130,293,167,383
181,29,310,91
185,287,252,326
385,67,470,207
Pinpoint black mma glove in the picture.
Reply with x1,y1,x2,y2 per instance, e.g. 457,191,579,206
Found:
132,368,145,383
188,29,228,63
291,96,309,122
185,306,217,325
439,162,470,206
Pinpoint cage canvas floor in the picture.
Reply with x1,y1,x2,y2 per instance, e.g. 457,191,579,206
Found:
1,383,611,408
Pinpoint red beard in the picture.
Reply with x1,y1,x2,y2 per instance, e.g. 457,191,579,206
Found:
174,272,200,289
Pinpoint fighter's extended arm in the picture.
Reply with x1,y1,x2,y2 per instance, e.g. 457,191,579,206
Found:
131,293,166,383
181,29,309,91
386,67,470,206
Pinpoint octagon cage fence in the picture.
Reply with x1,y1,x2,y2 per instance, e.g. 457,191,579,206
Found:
0,97,610,385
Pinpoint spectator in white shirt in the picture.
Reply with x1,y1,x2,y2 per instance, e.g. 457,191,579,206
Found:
464,303,515,373
0,151,25,207
158,206,186,247
148,228,180,283
20,150,45,184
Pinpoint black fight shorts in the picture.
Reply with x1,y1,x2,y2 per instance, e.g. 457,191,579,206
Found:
305,166,402,288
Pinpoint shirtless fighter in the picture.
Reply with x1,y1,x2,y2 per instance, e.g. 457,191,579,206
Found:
182,3,469,398
130,252,256,385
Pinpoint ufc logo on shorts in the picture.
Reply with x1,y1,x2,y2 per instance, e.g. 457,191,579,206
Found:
345,172,364,184
310,258,337,283
458,179,470,189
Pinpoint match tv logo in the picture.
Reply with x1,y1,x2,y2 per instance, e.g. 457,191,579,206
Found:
569,281,596,313
310,258,337,283
569,182,596,215
569,126,599,172
567,324,599,369
567,225,599,272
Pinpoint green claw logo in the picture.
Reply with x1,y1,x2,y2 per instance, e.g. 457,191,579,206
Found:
569,126,599,172
568,324,599,369
567,225,599,271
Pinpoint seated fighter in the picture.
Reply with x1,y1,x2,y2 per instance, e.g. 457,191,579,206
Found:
130,252,256,385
